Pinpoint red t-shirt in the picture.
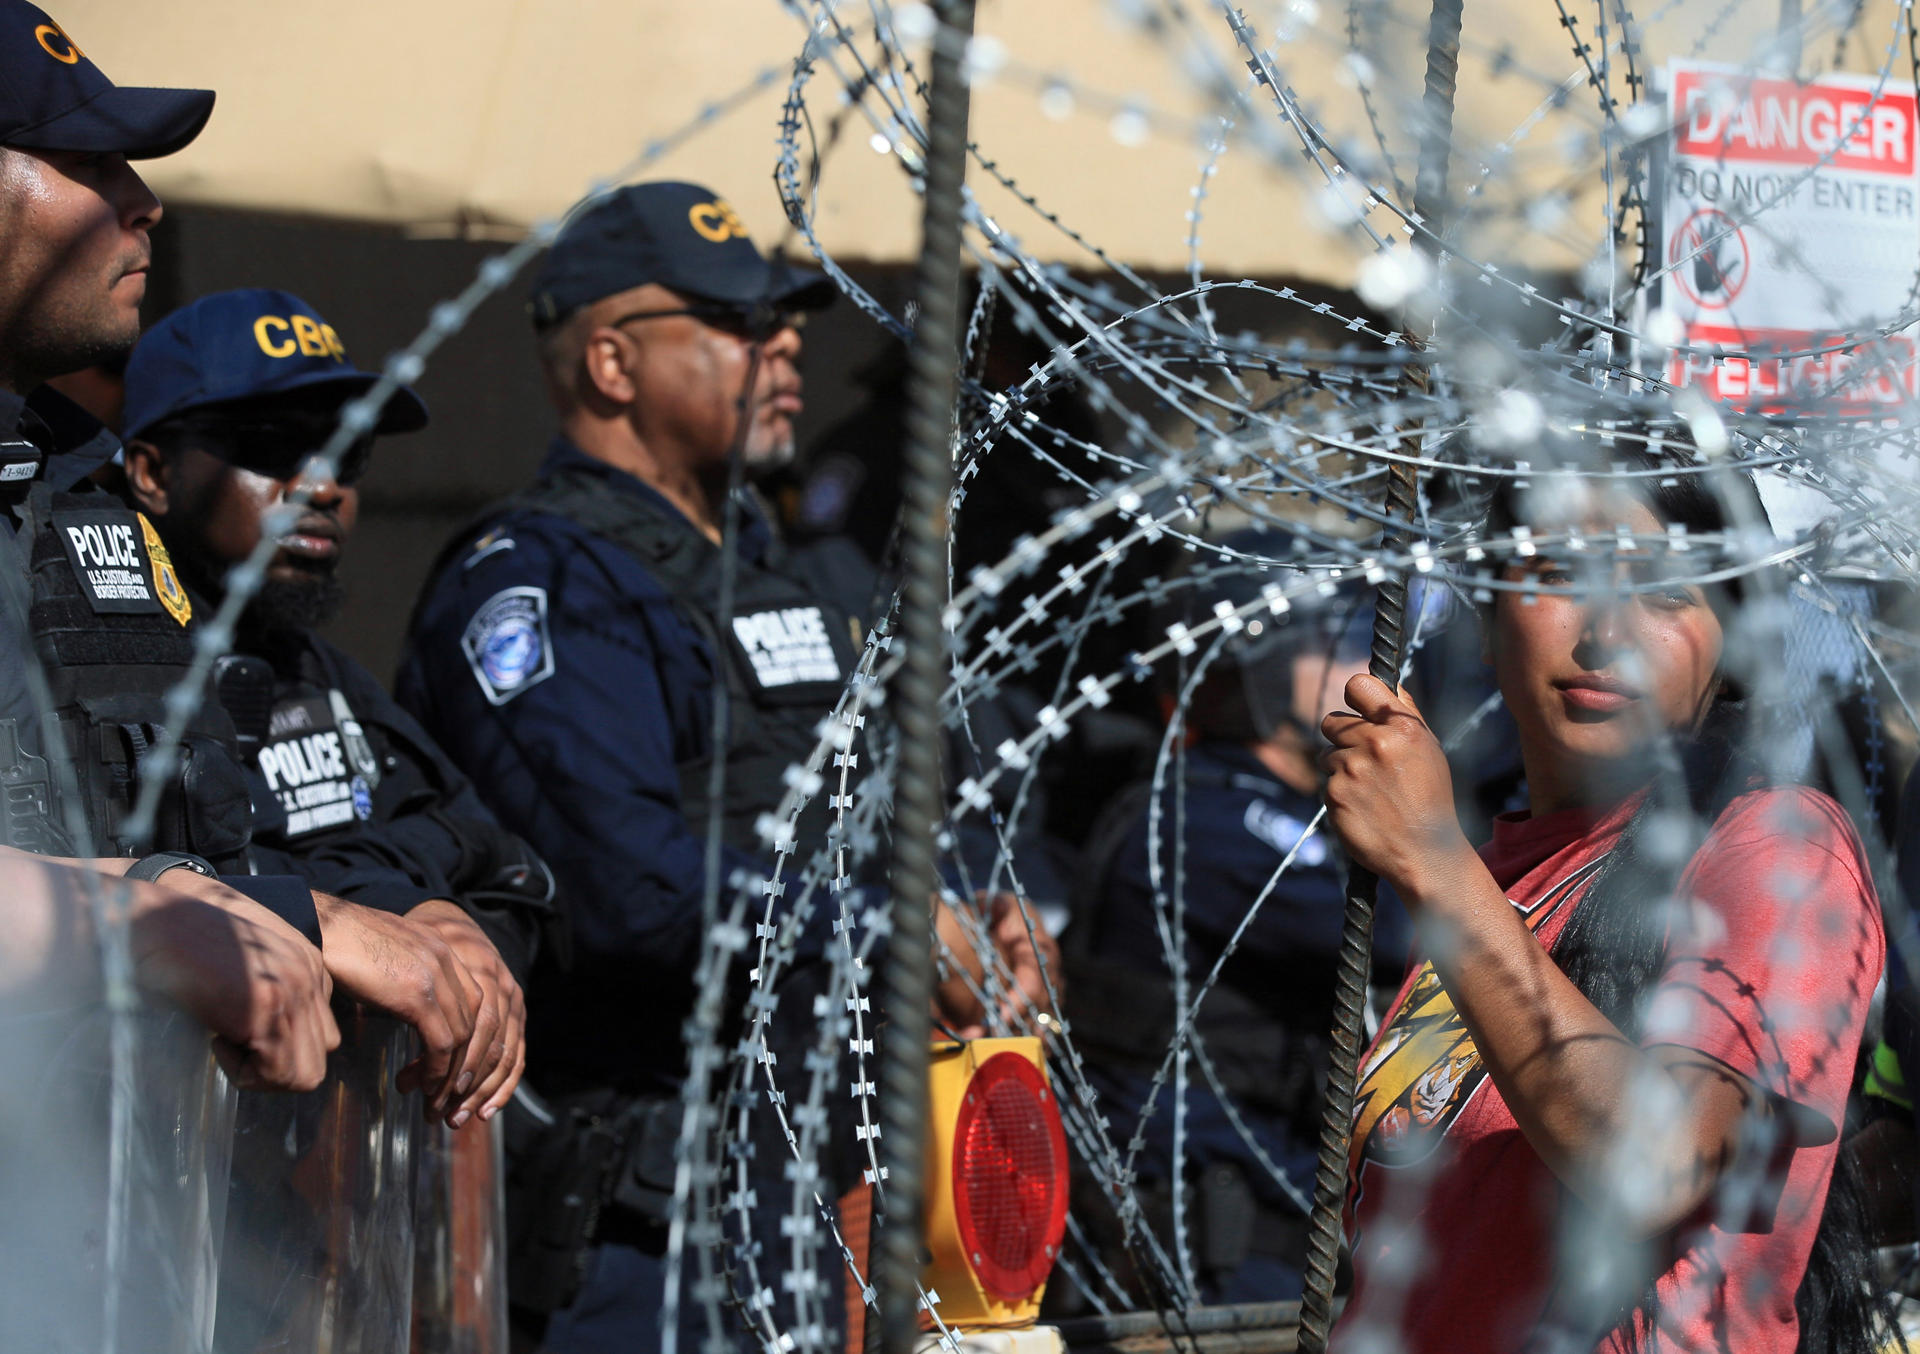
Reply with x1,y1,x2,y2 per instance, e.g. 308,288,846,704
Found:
1333,786,1883,1354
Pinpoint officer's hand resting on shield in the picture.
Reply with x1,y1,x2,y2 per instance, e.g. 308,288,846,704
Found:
0,847,340,1092
309,893,496,1122
128,873,342,1092
50,844,511,1116
1,847,516,1114
405,898,528,1125
934,892,1062,1039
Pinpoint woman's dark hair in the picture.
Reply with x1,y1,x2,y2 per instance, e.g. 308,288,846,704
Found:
1483,443,1894,1354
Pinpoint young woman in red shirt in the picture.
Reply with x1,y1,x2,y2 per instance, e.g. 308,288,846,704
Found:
1322,448,1891,1353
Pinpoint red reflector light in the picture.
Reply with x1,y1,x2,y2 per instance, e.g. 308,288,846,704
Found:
950,1051,1069,1300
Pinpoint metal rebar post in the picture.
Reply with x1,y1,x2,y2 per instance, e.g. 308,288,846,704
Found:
875,4,976,1354
1295,0,1462,1347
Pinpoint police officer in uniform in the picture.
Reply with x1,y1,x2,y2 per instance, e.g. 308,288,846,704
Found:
399,182,1054,1350
118,287,558,1125
0,0,497,1118
1065,539,1410,1304
0,3,252,872
0,1,340,1091
109,287,548,1352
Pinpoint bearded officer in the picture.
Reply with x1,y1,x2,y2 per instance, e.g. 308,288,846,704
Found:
116,286,563,1127
397,181,1055,1350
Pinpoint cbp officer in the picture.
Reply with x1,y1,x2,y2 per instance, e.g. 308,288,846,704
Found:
0,1,486,1115
118,287,567,1125
0,0,338,1090
398,182,1054,1349
1065,536,1410,1304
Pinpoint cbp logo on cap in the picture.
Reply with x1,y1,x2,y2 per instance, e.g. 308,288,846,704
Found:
252,312,347,362
34,17,81,63
688,198,749,243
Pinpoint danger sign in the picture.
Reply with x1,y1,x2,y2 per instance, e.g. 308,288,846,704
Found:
1673,70,1916,174
1655,61,1920,416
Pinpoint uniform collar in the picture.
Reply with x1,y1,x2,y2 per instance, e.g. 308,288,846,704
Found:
538,435,773,559
0,384,123,491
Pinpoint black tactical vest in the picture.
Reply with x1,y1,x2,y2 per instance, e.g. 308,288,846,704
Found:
0,481,253,864
459,465,860,859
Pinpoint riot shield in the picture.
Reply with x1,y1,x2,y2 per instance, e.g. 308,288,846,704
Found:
213,1007,419,1354
0,994,235,1354
411,1116,509,1354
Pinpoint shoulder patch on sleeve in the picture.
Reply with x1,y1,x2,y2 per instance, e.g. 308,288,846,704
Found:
461,586,556,705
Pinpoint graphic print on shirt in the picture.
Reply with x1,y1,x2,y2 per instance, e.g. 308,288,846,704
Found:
462,585,556,705
730,605,840,688
1348,855,1611,1193
260,692,375,839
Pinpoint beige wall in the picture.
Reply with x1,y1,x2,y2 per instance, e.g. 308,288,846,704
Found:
62,0,1912,282
62,0,1868,283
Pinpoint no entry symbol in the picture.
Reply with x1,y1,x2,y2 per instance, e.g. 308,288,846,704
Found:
1669,207,1750,310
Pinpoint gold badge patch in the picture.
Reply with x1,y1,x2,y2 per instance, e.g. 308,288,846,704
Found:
139,513,192,627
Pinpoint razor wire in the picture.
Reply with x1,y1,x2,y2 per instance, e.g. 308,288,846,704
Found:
739,0,1920,1343
46,0,1920,1349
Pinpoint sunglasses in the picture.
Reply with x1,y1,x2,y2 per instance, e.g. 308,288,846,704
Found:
609,300,806,343
164,416,376,487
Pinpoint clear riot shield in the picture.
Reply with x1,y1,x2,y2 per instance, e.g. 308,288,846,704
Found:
410,1116,509,1354
214,1007,420,1354
0,995,235,1354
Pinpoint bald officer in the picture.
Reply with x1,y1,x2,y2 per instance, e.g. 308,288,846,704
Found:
399,182,1053,1350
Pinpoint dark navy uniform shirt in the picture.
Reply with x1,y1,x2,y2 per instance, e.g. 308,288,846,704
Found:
396,439,837,1095
1076,740,1409,1208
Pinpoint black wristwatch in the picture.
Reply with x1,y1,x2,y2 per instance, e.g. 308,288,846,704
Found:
124,851,218,884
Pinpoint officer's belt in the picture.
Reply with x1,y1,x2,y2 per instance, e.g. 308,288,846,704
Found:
502,1085,682,1313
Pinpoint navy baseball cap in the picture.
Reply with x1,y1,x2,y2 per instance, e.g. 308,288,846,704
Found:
122,288,429,443
0,3,213,159
528,180,836,331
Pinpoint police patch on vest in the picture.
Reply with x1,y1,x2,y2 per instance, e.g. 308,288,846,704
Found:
261,693,372,839
730,606,841,688
138,512,192,626
53,507,164,615
462,586,555,705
